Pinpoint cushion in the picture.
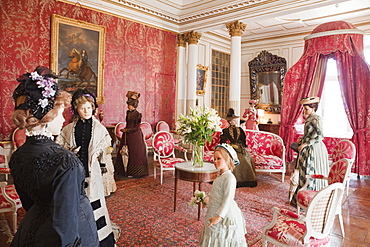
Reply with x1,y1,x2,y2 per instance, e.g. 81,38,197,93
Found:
0,185,21,209
154,158,185,168
251,153,283,169
265,215,330,247
297,190,318,208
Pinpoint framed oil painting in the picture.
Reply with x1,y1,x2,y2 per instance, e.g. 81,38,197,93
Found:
50,14,106,104
196,64,208,96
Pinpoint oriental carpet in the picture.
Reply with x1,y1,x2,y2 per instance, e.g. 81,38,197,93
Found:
1,172,355,246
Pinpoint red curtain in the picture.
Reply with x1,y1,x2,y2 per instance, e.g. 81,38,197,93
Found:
335,52,370,175
280,21,370,175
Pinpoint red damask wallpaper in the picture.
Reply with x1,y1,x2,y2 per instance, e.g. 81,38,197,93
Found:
0,0,177,140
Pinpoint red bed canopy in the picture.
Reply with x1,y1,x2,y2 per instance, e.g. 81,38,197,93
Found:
280,21,370,176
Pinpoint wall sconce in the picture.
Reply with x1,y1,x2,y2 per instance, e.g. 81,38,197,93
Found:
257,109,265,124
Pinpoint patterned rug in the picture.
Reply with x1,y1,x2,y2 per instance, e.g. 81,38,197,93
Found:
0,173,355,246
106,173,295,246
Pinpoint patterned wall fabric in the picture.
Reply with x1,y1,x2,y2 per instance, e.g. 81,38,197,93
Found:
0,0,177,140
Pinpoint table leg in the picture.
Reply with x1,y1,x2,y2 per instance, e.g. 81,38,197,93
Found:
174,177,178,212
197,182,202,221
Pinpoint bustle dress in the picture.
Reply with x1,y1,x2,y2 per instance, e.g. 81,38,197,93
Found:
9,135,99,247
57,117,116,246
114,109,149,177
199,170,247,246
243,107,259,130
291,112,330,207
220,126,258,187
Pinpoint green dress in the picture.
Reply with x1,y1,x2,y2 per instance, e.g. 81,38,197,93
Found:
291,112,330,206
220,126,257,187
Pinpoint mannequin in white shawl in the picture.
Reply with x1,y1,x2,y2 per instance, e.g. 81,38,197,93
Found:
56,89,116,246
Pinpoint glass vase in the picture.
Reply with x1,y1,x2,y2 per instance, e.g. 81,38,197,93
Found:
193,144,204,167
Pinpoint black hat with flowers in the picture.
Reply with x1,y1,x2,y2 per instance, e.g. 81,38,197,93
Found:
13,66,59,120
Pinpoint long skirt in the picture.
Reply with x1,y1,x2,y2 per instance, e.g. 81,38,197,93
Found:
115,130,149,177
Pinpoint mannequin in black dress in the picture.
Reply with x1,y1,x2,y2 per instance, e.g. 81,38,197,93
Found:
9,66,99,247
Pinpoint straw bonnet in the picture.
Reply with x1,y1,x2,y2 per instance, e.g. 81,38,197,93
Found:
215,143,240,166
225,108,239,121
300,96,320,105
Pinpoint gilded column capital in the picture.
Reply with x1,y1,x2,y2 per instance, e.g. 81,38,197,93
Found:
177,33,187,47
185,31,202,45
225,20,246,37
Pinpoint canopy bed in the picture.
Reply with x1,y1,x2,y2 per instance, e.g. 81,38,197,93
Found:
280,21,370,176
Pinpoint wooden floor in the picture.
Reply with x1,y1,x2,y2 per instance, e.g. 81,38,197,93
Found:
1,163,370,246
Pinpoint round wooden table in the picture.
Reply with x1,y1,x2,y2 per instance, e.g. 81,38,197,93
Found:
174,162,219,220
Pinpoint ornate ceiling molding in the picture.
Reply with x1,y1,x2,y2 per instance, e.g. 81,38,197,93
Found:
116,0,264,23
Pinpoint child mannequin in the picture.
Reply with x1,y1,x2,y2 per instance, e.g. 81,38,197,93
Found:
199,143,247,246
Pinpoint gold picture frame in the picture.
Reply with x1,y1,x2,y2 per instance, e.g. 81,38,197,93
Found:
196,64,208,96
50,14,106,104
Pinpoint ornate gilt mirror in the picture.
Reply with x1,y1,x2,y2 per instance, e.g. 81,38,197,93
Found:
249,50,286,114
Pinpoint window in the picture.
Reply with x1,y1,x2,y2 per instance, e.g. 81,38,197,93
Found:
318,59,353,138
211,50,230,117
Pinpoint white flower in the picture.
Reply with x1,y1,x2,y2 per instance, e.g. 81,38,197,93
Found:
38,98,49,108
189,190,207,207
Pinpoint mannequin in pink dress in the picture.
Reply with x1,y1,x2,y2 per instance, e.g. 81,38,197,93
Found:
243,100,259,130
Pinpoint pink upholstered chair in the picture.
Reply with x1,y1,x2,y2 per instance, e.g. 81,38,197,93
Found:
152,131,186,184
297,158,351,237
262,183,344,247
331,140,356,195
203,131,222,163
0,169,22,233
140,122,154,153
113,122,126,155
12,128,26,150
219,118,229,129
155,120,182,145
0,143,9,180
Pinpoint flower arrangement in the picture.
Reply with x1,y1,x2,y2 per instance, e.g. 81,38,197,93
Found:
176,106,221,166
189,190,207,207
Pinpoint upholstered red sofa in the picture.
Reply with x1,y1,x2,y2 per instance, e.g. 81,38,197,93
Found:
204,130,286,182
245,130,286,182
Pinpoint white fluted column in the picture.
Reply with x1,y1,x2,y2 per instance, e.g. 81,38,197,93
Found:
176,33,187,119
185,31,202,114
226,21,246,118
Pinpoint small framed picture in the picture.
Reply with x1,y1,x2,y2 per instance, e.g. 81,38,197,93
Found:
196,64,209,96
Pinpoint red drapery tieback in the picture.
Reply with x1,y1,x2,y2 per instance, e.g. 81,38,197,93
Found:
354,128,367,134
281,124,294,128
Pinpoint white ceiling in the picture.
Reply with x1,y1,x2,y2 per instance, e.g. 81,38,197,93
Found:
74,0,370,41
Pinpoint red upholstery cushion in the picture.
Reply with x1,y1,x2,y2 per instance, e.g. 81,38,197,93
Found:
140,122,153,140
245,130,283,158
265,215,330,246
331,140,355,163
204,151,214,162
297,190,318,208
13,128,26,148
328,159,348,184
157,121,170,132
0,156,5,164
154,158,185,168
115,122,126,139
153,132,175,157
0,168,11,174
251,153,283,169
204,131,221,151
0,185,21,209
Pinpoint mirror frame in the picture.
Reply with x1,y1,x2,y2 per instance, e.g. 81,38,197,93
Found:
249,50,286,114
